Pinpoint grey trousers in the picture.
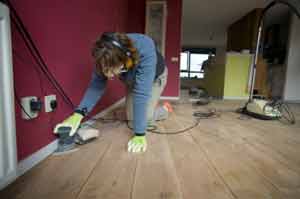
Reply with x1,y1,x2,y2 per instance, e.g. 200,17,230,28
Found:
126,67,168,128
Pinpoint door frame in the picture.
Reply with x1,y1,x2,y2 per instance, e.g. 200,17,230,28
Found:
145,0,167,56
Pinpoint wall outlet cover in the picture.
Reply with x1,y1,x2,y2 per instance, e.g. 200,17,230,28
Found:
21,96,39,120
45,95,56,113
44,95,56,113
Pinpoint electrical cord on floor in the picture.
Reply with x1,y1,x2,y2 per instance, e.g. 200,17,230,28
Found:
86,106,223,135
87,100,296,135
151,109,219,135
147,121,200,135
147,104,295,135
271,100,296,125
193,108,220,118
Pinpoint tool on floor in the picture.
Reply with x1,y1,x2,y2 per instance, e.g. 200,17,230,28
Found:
74,127,100,145
53,126,78,155
53,126,100,155
242,99,281,120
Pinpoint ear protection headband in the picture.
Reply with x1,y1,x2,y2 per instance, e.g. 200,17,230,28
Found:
101,32,132,58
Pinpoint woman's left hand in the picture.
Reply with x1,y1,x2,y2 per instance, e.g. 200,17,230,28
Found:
127,135,147,153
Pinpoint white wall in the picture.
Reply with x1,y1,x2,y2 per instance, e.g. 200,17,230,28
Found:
284,14,300,101
182,26,227,47
181,0,269,48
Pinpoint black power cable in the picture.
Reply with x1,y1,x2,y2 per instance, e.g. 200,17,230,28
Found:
86,101,297,136
147,120,200,135
12,18,75,109
13,49,45,95
91,109,219,135
270,100,296,125
148,109,219,135
5,0,75,109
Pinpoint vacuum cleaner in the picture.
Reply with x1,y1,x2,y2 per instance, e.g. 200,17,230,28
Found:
242,99,282,120
242,0,300,120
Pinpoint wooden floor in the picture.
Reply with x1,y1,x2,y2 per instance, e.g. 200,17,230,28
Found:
1,97,300,199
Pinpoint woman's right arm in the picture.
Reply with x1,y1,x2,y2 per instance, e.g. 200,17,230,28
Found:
76,70,107,116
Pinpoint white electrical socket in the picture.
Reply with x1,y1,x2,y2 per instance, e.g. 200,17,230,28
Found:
45,95,56,112
21,96,39,120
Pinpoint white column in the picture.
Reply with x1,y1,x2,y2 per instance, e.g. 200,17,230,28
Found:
0,2,18,190
284,14,300,102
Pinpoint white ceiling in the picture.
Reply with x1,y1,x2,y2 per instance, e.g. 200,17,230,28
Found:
182,0,272,47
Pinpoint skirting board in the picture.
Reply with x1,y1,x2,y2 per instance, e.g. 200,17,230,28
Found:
1,139,59,190
83,97,126,126
17,139,58,177
160,96,180,101
223,96,249,100
91,97,125,119
284,100,300,104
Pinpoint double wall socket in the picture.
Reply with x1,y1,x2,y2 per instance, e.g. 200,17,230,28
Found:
20,95,56,120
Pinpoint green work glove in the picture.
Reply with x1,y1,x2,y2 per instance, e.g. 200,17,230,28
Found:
54,112,84,136
127,135,147,153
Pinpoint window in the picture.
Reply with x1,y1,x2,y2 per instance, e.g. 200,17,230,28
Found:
180,48,215,79
190,54,208,72
180,52,188,70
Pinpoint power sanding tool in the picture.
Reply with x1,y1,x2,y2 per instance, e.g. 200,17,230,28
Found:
53,126,99,155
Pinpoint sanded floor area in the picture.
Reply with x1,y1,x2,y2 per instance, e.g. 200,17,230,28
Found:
1,99,300,199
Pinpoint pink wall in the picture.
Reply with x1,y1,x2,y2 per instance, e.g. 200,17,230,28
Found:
163,0,182,97
12,0,132,160
127,0,146,33
11,0,181,160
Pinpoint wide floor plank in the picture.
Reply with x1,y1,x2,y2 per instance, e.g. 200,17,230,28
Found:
132,133,182,199
165,116,234,199
77,125,137,199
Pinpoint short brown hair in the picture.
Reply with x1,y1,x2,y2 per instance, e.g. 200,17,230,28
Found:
92,32,139,75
